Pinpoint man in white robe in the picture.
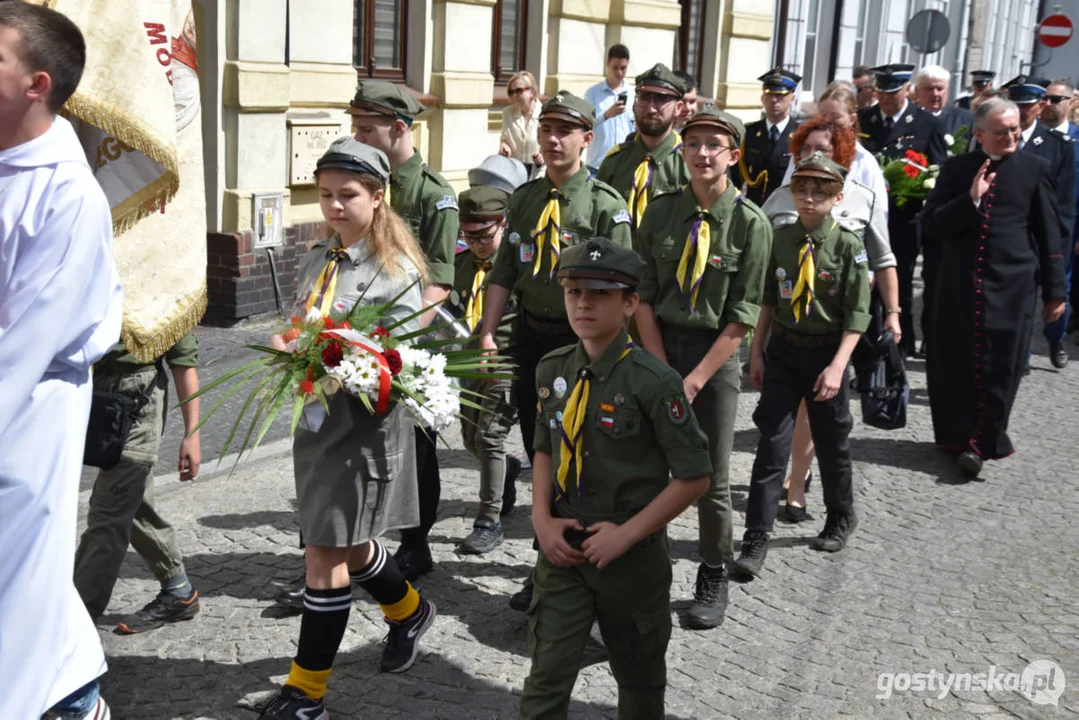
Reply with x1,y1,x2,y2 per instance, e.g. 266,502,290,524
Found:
0,4,122,717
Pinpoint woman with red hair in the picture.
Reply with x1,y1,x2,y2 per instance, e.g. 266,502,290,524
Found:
761,107,899,522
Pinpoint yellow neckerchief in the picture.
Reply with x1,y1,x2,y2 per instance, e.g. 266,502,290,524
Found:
675,188,741,313
791,218,836,322
555,340,635,501
628,154,654,227
531,188,562,280
466,259,492,331
305,246,351,315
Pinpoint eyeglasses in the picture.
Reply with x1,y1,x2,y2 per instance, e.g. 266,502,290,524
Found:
461,226,500,244
635,91,678,108
984,126,1020,138
799,145,834,158
508,86,532,96
684,141,734,156
791,187,832,202
1047,95,1074,104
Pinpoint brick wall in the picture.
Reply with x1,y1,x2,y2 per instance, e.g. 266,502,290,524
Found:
205,221,324,325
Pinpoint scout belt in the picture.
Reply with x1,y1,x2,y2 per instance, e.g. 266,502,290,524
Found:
772,324,843,348
523,311,573,335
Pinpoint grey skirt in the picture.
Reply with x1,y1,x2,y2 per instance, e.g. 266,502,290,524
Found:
293,393,419,548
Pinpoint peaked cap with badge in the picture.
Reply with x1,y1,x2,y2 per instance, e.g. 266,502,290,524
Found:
635,63,687,96
348,79,427,122
740,72,801,206
557,237,645,290
458,185,509,222
539,90,596,129
870,64,915,93
971,70,996,86
684,103,745,145
792,152,848,184
1002,75,1050,104
759,67,802,95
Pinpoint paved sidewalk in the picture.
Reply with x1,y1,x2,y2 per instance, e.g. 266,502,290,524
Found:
91,335,1079,719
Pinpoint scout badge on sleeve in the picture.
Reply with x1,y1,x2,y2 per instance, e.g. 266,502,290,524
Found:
665,394,689,425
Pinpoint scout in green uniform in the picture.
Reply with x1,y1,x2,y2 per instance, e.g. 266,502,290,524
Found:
74,334,202,631
451,186,522,554
520,237,711,720
480,90,632,609
735,154,871,579
635,103,773,629
596,63,690,230
349,79,460,580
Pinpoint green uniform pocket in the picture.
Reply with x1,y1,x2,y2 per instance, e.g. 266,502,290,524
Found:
595,408,642,439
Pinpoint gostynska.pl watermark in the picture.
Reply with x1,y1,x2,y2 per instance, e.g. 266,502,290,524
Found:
876,660,1065,706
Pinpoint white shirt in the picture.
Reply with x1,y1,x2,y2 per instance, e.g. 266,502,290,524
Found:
766,116,791,137
1053,120,1070,135
0,116,122,716
584,81,636,169
500,101,541,167
1020,121,1037,149
882,101,910,127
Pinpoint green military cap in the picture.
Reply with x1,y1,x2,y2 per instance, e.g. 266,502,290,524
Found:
792,151,848,184
348,79,427,122
682,102,745,146
458,185,509,222
539,90,596,129
315,137,391,186
557,237,646,290
635,63,686,97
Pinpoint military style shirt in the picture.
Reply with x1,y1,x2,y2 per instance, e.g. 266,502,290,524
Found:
638,184,773,331
595,130,689,226
452,250,515,350
294,234,424,337
764,219,872,335
533,330,711,522
98,333,199,370
488,166,633,319
389,151,459,288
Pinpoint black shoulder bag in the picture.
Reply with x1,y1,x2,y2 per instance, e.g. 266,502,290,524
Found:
83,362,165,470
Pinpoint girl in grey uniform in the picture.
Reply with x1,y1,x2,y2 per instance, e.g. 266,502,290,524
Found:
259,138,436,720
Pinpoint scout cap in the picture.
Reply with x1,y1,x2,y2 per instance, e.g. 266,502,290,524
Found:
635,63,686,97
758,67,802,95
348,79,427,123
458,185,509,223
539,90,596,129
1002,75,1049,104
468,155,528,195
870,64,915,93
971,70,996,86
792,152,848,184
682,103,745,145
557,237,646,290
315,137,391,186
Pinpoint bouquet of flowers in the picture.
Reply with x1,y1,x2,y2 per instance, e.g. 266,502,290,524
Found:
943,125,970,156
186,281,513,459
879,149,939,208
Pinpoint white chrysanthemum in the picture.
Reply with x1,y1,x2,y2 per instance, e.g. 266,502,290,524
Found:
923,177,936,190
944,134,954,146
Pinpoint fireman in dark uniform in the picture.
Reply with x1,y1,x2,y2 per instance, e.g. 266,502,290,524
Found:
955,70,996,110
738,68,802,207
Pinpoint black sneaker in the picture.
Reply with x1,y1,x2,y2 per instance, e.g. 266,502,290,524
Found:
733,531,770,577
501,456,522,517
811,510,858,553
684,564,729,629
509,576,534,612
273,571,306,610
381,597,437,673
258,685,328,720
459,517,504,555
394,541,433,582
116,590,199,634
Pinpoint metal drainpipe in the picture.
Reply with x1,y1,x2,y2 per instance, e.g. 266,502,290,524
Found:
954,0,971,100
775,0,791,68
827,0,846,83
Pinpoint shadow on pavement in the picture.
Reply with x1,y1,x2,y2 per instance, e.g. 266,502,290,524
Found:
199,510,299,533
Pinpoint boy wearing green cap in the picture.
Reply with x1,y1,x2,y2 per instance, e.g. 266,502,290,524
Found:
596,63,690,230
735,153,871,579
520,237,711,720
349,79,460,580
480,90,633,608
452,186,522,554
635,103,773,629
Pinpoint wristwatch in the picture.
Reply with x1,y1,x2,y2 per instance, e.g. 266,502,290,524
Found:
884,307,902,315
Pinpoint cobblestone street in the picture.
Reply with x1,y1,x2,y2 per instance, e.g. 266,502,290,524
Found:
87,331,1079,719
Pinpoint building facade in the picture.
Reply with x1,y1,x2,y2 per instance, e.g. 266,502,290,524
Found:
194,0,777,321
774,0,1039,101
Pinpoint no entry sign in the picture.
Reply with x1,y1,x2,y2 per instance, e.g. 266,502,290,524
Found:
1038,14,1074,48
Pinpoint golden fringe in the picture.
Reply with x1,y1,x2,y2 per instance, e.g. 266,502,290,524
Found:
63,94,180,234
121,283,208,363
737,138,769,190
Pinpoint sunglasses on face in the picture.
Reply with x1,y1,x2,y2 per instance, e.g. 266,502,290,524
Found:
635,91,678,108
508,86,532,96
1047,95,1074,104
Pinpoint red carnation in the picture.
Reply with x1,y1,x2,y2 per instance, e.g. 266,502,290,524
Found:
300,380,315,395
903,164,920,179
372,326,391,340
322,342,344,368
383,348,403,376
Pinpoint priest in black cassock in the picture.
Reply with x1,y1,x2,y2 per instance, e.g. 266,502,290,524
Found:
921,98,1067,477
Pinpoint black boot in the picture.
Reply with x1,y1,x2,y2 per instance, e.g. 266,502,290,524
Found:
811,510,859,552
733,531,770,577
501,456,521,517
685,564,730,629
394,540,433,582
